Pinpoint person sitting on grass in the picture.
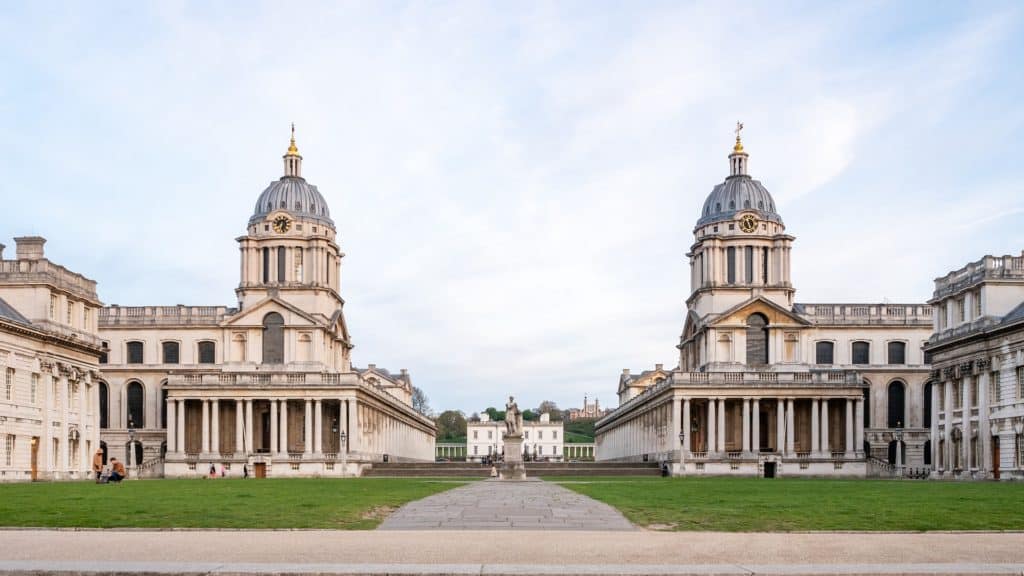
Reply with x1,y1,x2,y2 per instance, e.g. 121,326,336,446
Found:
108,457,126,483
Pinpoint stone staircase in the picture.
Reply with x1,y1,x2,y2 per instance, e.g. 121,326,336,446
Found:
363,461,662,477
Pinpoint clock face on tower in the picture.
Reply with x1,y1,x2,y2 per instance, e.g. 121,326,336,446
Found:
739,214,758,233
272,215,292,233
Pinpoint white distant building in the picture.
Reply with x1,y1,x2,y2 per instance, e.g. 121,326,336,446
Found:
467,412,563,462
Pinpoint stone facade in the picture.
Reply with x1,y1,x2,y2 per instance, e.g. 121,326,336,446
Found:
467,412,563,462
96,132,435,478
596,131,932,477
926,252,1024,480
0,237,104,481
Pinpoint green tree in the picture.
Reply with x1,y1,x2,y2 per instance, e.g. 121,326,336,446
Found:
537,400,563,421
434,410,467,442
522,409,539,421
484,407,506,421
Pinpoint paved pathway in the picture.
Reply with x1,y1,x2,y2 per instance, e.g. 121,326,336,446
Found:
377,479,635,530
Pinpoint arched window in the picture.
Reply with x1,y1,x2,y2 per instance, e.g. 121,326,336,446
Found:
815,341,834,365
745,313,769,366
99,382,109,429
126,341,144,364
126,381,145,428
729,200,735,210
198,341,216,364
923,381,933,428
744,199,751,208
887,381,905,428
160,384,168,429
162,341,179,364
851,341,870,365
262,312,285,364
887,341,906,365
715,202,721,212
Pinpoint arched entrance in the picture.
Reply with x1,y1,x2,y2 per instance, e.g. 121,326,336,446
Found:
887,381,905,428
126,381,145,428
745,313,769,366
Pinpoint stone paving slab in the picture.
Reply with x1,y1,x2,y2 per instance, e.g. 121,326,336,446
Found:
1,561,1023,575
377,479,636,531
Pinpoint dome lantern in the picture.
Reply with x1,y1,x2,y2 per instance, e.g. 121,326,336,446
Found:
283,123,302,178
729,121,748,177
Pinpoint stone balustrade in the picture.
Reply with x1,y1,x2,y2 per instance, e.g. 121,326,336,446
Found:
932,252,1024,299
795,302,933,325
99,305,235,326
0,259,99,302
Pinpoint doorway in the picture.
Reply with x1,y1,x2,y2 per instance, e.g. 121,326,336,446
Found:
254,462,267,478
763,461,776,478
993,437,1000,480
30,437,39,481
260,412,271,452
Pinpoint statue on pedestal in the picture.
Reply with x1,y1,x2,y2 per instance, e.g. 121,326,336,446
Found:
505,396,523,437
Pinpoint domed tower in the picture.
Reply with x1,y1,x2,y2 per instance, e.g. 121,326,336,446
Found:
236,126,346,321
685,125,795,319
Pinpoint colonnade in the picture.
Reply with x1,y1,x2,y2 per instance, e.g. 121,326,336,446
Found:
564,444,595,460
435,444,466,459
165,396,356,458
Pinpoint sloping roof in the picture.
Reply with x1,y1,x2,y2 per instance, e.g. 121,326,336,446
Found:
999,301,1024,327
0,296,30,326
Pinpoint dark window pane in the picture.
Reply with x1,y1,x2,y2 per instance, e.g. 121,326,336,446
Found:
126,342,144,364
198,341,216,364
745,314,768,366
852,341,870,365
162,341,179,364
727,247,736,284
99,382,109,429
263,312,285,364
744,246,753,283
277,246,286,282
887,381,905,428
262,248,269,283
126,382,144,428
815,341,834,365
887,341,906,365
923,382,933,428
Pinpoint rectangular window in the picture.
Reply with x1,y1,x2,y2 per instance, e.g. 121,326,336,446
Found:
539,445,544,455
4,435,13,466
126,341,144,364
198,341,216,364
815,341,834,365
66,299,73,326
970,380,978,408
851,342,870,365
49,295,58,320
727,247,736,284
473,445,478,455
553,431,558,440
52,377,59,407
974,291,982,318
744,246,753,283
953,381,962,409
30,374,38,405
4,368,12,401
487,430,492,440
294,248,303,281
83,307,91,330
1018,367,1024,399
262,248,270,283
162,342,179,364
538,430,543,440
761,247,768,284
473,430,478,440
937,383,944,410
277,246,286,283
956,298,965,323
989,373,999,404
887,341,906,365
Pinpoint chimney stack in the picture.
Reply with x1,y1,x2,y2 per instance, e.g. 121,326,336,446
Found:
14,237,46,261
656,363,664,371
622,368,630,376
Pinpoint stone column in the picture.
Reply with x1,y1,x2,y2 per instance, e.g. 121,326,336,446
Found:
167,397,177,453
176,399,185,454
235,400,244,456
785,399,794,455
339,399,348,454
314,399,323,454
821,400,830,453
752,398,760,454
845,399,854,455
742,398,751,453
280,400,289,453
707,399,716,453
855,398,864,455
943,381,953,472
682,398,691,456
201,399,210,455
270,398,279,454
346,399,359,455
930,383,940,470
963,376,972,470
979,372,990,474
211,399,220,455
811,398,820,455
304,399,313,455
717,398,726,453
776,399,784,453
671,397,682,460
244,400,254,456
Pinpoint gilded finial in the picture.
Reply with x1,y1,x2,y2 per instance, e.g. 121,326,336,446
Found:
733,121,745,153
286,122,300,156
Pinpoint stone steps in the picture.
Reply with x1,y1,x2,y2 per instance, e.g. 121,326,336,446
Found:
363,461,662,477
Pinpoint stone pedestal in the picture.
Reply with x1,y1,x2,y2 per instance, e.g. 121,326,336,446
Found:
501,435,526,480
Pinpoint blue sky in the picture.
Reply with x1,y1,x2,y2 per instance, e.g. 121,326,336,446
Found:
1,2,1022,415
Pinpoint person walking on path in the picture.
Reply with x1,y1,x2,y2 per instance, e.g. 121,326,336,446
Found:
92,450,104,483
108,458,126,483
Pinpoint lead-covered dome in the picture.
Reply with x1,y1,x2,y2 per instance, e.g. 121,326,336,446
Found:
248,126,335,228
696,132,783,227
249,176,334,228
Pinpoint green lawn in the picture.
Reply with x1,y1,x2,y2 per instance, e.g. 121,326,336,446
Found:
0,478,472,529
552,477,1024,531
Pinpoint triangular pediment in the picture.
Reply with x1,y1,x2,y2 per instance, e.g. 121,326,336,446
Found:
706,296,810,328
222,297,323,328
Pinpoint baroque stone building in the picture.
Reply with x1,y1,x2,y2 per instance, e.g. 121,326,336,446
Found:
0,237,104,481
97,130,435,477
926,252,1024,480
467,412,563,462
596,130,933,477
